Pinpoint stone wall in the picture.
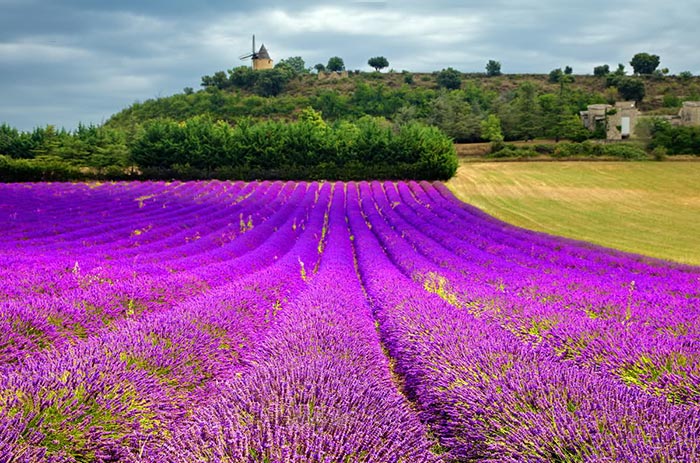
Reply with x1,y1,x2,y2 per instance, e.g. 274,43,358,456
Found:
680,101,700,126
252,58,273,70
317,71,349,80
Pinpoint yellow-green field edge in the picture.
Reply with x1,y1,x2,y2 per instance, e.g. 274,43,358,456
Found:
446,161,700,266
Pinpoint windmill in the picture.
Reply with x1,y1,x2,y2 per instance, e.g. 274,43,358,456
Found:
239,35,273,70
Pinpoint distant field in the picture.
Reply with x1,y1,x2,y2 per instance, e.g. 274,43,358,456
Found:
446,162,700,265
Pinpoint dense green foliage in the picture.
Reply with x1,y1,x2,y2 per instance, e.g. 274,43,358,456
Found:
129,111,456,180
201,66,294,96
0,112,457,181
480,115,504,143
548,68,564,83
485,60,502,76
436,68,462,90
630,52,661,75
593,65,610,77
489,141,648,160
109,66,700,145
616,78,646,102
0,123,129,169
649,119,700,154
4,65,699,182
327,57,345,72
368,57,389,72
276,56,308,76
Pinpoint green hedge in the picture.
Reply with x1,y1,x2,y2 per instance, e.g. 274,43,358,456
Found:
552,142,647,159
489,141,648,160
0,155,85,182
0,155,137,182
130,112,458,180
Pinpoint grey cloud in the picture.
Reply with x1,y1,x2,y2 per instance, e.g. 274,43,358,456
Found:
1,0,698,131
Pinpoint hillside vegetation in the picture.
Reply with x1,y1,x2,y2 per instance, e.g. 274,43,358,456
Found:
1,66,700,181
447,161,700,265
107,71,700,143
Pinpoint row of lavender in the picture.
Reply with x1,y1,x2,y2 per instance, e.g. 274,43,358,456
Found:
1,180,699,462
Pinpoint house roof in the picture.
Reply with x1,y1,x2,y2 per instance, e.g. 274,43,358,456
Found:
256,44,270,60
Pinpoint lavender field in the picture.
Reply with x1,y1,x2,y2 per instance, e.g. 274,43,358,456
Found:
1,180,699,462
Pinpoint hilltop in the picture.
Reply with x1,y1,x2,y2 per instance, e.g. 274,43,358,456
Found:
105,69,700,144
282,72,698,109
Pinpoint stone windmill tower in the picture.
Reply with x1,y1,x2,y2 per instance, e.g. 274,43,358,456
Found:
239,35,273,70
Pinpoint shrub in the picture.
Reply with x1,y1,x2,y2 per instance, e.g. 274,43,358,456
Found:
534,144,556,154
594,65,610,77
436,68,462,90
489,145,537,159
602,143,647,160
649,120,700,155
652,146,668,161
551,142,647,160
0,155,88,182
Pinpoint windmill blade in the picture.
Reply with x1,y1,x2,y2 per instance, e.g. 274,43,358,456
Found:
240,52,255,60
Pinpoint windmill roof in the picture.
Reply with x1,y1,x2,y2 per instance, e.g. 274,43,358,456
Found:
256,44,270,60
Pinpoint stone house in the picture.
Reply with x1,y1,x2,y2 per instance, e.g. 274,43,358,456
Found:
581,100,700,140
579,101,640,140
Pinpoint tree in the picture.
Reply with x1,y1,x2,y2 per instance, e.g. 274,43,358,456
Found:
564,66,573,75
254,69,290,97
298,107,327,130
311,90,350,120
593,65,610,77
228,66,256,88
276,56,308,76
436,68,462,90
480,114,504,143
630,52,660,75
514,81,542,140
314,63,326,73
548,68,564,83
425,92,481,142
201,70,230,89
617,78,645,102
326,56,345,72
485,60,502,76
367,56,389,72
557,115,591,142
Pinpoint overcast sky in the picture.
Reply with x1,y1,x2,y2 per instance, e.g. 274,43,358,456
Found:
1,0,699,131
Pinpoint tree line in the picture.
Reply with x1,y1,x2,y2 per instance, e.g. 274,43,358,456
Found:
0,110,458,181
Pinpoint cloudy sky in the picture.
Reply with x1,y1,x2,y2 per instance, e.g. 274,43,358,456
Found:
2,0,699,131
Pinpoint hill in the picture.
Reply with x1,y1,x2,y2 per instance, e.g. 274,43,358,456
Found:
2,68,699,182
106,70,700,143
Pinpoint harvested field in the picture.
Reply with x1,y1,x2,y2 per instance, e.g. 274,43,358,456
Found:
447,161,700,265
